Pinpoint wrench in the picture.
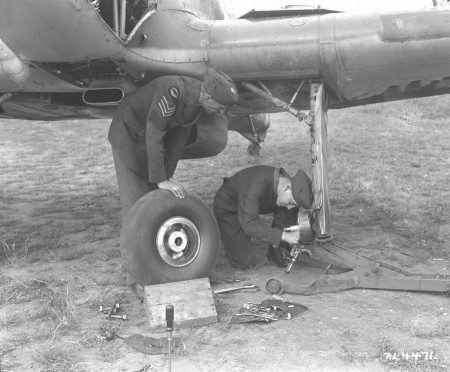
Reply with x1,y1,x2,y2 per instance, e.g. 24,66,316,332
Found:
213,284,258,294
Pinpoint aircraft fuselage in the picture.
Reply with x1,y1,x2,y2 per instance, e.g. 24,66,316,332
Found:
1,1,449,114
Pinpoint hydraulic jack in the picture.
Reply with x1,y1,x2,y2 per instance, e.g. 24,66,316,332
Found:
266,241,450,296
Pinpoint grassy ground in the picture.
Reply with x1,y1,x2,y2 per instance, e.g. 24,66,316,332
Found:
1,95,449,371
328,98,450,262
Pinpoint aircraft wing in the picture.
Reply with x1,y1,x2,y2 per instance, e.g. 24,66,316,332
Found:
0,0,125,62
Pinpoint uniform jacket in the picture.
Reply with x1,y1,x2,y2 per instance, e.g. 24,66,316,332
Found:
214,165,291,247
108,76,203,183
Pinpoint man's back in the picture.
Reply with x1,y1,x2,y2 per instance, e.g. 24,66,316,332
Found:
214,165,279,214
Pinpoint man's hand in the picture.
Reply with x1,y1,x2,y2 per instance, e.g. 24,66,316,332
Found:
157,179,186,199
281,230,300,245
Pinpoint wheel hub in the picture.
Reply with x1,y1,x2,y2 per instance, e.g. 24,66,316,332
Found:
168,230,188,252
156,217,200,267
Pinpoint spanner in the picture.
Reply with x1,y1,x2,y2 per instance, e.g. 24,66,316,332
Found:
213,284,258,294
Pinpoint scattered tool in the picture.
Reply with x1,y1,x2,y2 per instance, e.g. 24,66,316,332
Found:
106,314,127,320
99,303,120,314
101,302,127,320
166,305,174,372
106,304,115,319
228,299,309,324
213,284,258,294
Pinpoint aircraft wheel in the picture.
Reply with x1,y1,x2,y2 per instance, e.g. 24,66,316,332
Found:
121,190,220,285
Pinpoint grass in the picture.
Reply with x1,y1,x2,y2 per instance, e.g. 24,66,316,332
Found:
0,275,81,336
31,342,85,372
0,356,16,372
0,276,48,306
326,96,450,259
1,239,30,266
44,284,79,332
407,316,450,339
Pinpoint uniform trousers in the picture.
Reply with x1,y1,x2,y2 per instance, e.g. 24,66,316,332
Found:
112,148,159,285
112,148,157,219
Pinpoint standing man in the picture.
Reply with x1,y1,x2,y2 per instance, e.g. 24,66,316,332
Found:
213,165,313,269
108,67,239,217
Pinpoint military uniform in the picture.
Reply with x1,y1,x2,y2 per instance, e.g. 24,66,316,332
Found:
213,165,308,269
108,75,203,215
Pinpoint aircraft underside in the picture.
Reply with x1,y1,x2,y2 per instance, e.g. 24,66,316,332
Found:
2,1,450,109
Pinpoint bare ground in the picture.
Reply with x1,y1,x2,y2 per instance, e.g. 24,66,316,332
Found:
1,97,450,372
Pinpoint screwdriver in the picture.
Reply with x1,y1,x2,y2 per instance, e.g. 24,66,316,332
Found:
166,304,174,372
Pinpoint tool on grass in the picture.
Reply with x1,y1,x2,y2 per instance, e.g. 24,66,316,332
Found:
106,303,115,319
166,304,174,372
213,284,258,294
102,302,126,320
106,314,127,320
99,303,120,314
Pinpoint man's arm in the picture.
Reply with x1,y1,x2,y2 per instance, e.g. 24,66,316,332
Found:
163,125,192,180
145,80,181,184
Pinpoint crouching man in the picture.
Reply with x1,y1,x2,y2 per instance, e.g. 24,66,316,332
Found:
213,165,313,269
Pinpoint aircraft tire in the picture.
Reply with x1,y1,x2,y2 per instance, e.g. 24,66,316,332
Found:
121,190,220,286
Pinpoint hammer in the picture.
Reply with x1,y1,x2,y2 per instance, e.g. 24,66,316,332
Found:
166,304,174,372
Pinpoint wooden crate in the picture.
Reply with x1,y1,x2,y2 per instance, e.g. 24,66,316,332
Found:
144,278,217,332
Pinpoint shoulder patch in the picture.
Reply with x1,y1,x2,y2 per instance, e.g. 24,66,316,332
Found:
169,86,179,100
158,96,176,117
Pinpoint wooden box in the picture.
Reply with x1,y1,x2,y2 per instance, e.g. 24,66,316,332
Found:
144,278,217,332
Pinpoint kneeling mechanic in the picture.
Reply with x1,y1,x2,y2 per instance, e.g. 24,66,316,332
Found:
213,165,313,269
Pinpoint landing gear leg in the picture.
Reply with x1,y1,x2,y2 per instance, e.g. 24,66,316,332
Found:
309,82,331,240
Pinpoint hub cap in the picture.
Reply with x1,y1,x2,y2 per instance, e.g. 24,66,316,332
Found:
156,217,200,267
